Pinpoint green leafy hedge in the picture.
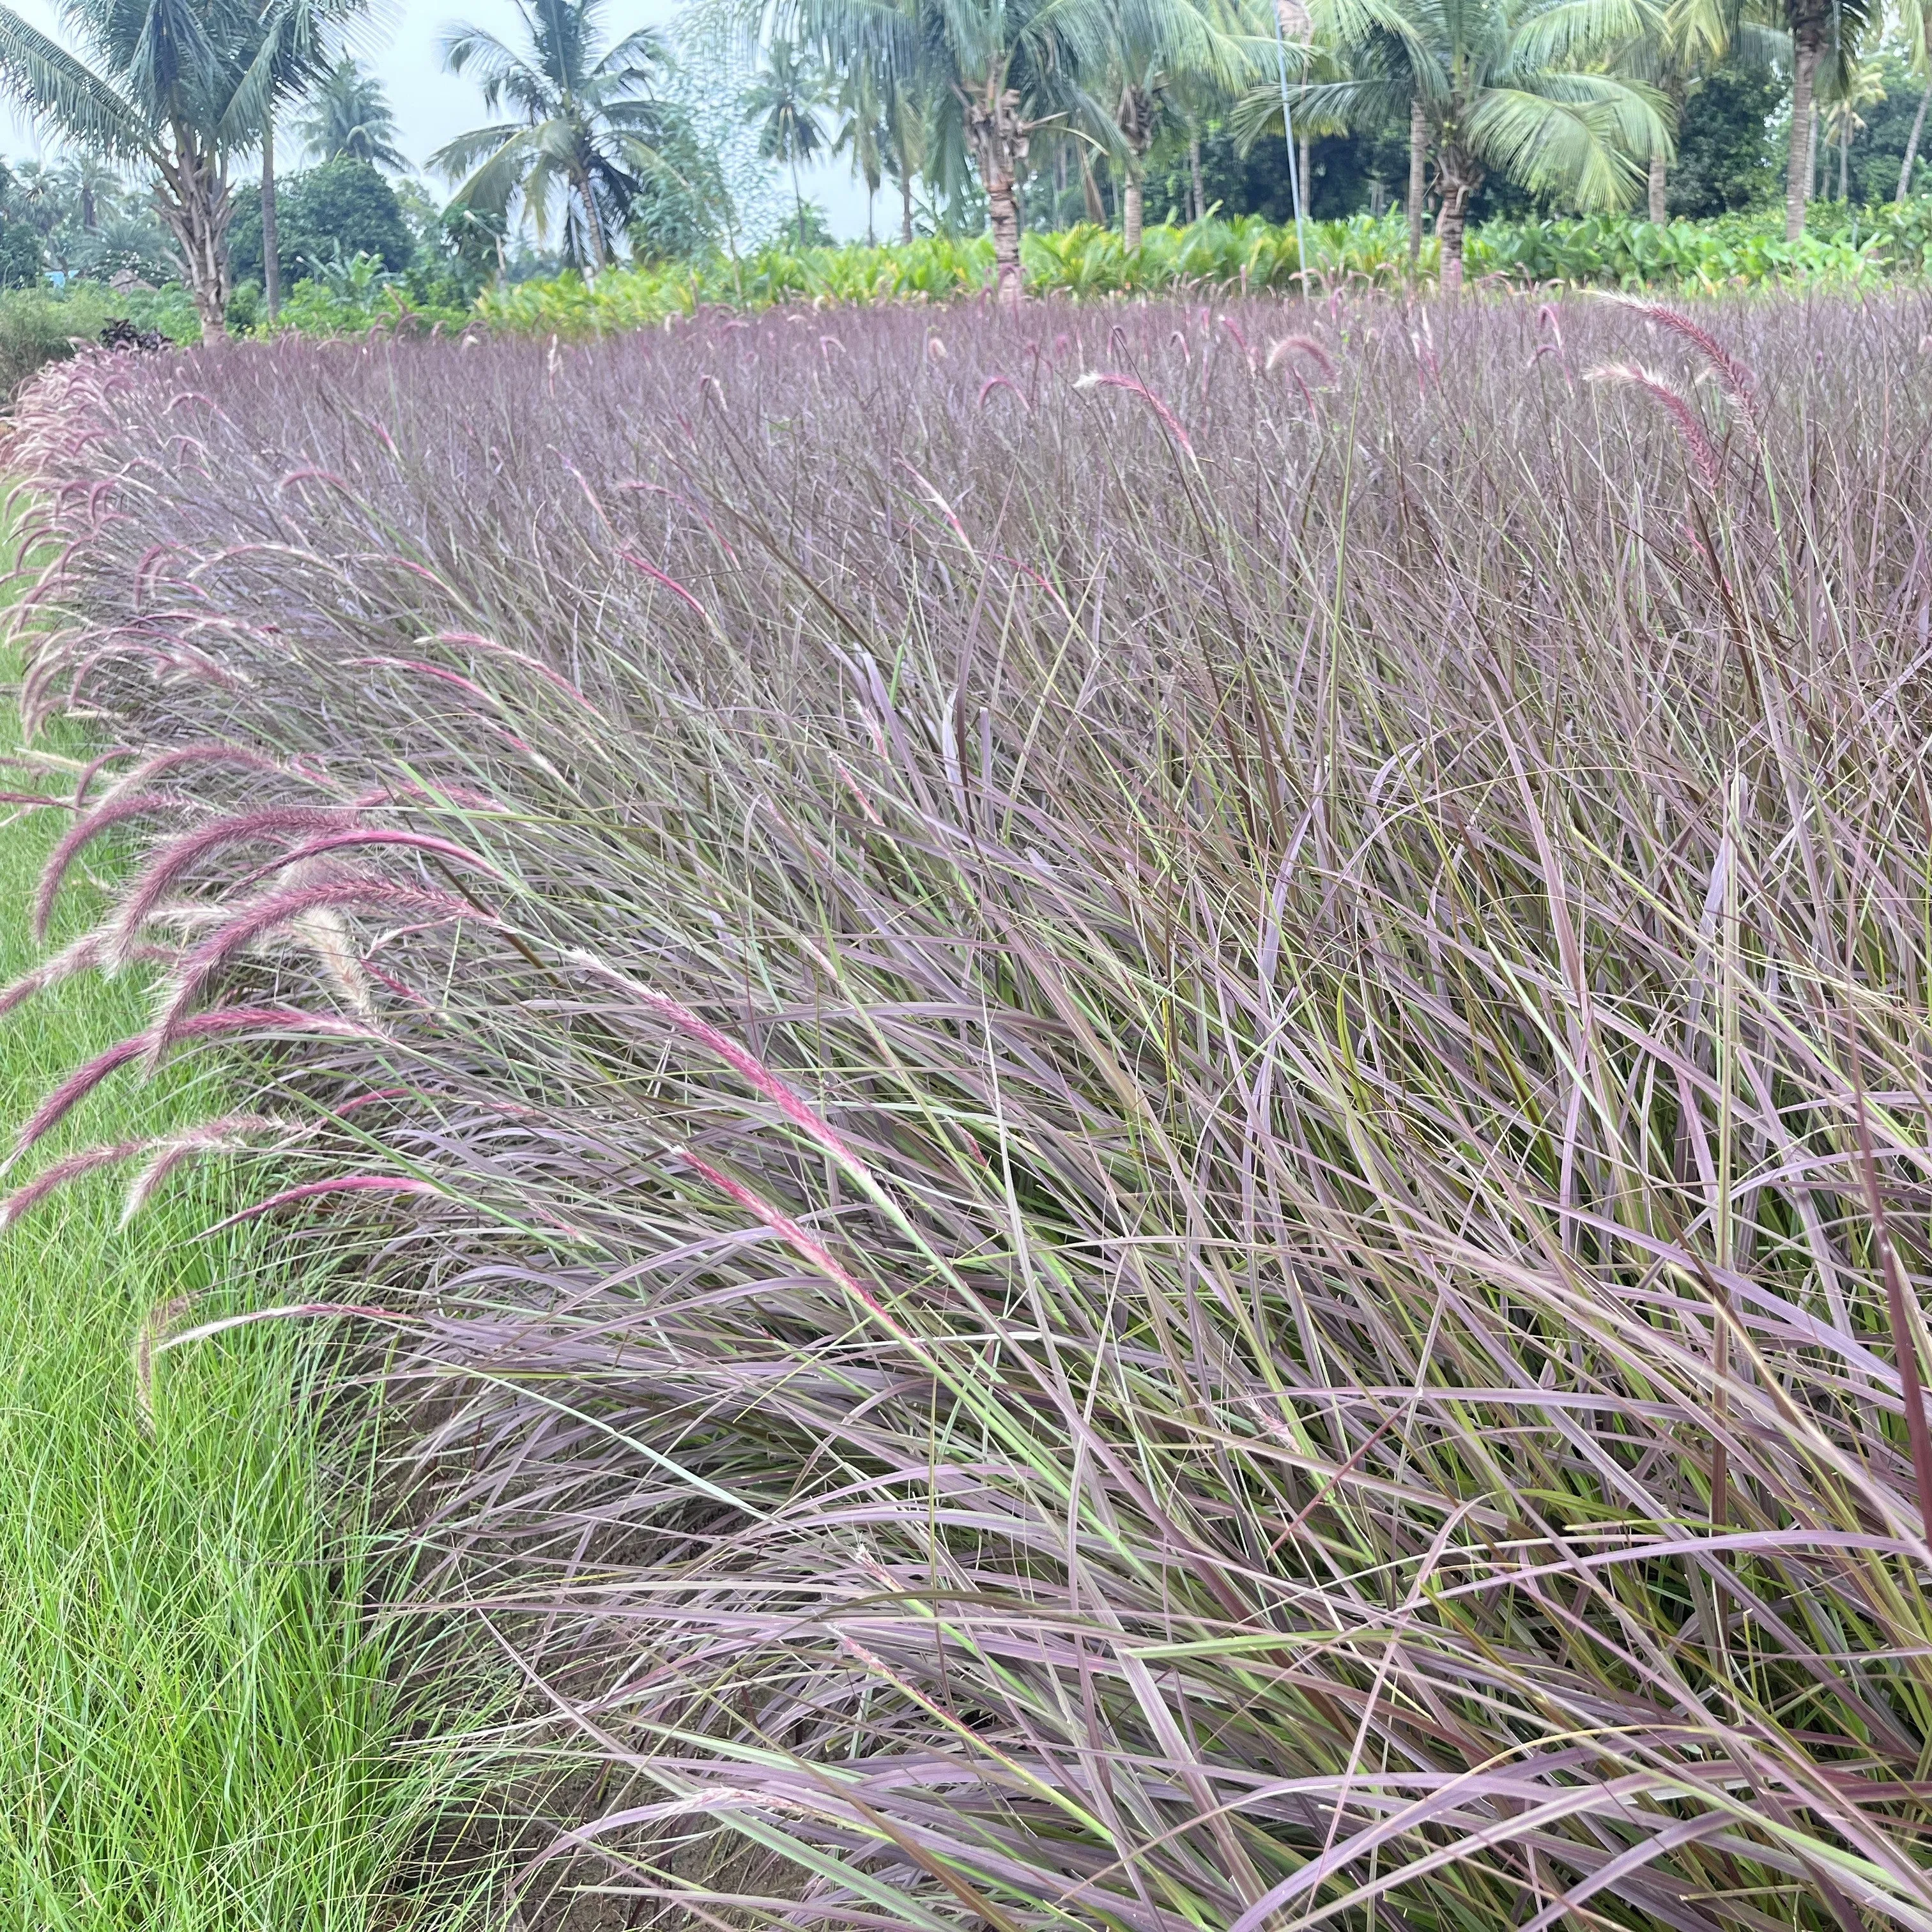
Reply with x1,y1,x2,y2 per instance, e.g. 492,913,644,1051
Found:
480,202,1932,335
5,197,1928,387
0,282,198,397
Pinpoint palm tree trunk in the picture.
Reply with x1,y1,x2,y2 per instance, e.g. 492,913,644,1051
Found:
1082,154,1106,224
1435,152,1476,296
583,172,609,275
261,119,280,321
153,131,230,340
1648,143,1667,223
1123,174,1143,250
1298,133,1312,219
900,169,914,245
1786,16,1824,241
1189,130,1204,223
1898,79,1931,201
1407,94,1427,272
963,80,1027,305
1839,112,1850,201
791,155,806,248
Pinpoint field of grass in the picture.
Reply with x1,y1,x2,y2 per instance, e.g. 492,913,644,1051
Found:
0,572,492,1925
13,288,1932,1928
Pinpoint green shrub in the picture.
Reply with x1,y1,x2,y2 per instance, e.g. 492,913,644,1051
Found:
477,200,1932,336
230,158,415,289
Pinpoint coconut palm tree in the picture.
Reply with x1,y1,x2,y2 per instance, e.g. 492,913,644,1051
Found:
1780,0,1874,234
296,56,408,168
1613,0,1781,222
1101,9,1254,251
54,150,122,231
1291,0,1667,291
0,0,363,334
741,37,831,245
832,50,887,242
1894,0,1931,199
433,0,677,275
772,0,1250,302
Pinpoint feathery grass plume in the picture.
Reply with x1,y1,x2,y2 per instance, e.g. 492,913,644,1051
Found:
1584,362,1722,488
6,1035,150,1165
1608,294,1758,415
1072,370,1192,450
34,792,194,941
566,948,869,1181
0,1140,146,1229
95,741,303,808
9,1008,378,1165
121,1114,302,1223
0,930,174,1018
109,806,358,961
151,878,482,1059
1266,334,1336,380
209,1176,450,1231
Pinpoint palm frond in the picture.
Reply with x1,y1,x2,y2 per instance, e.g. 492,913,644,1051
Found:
1464,80,1650,208
1505,0,1660,75
428,121,532,187
0,8,149,157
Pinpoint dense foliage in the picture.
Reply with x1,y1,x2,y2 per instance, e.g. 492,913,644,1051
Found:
474,199,1932,333
11,288,1932,1928
229,156,415,289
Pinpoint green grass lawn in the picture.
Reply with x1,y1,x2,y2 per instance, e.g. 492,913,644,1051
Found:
0,648,491,1922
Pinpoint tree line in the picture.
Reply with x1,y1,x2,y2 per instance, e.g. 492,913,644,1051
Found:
0,0,1925,329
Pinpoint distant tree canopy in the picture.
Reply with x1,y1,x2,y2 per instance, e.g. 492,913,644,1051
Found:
1668,65,1784,217
230,157,413,287
0,160,44,288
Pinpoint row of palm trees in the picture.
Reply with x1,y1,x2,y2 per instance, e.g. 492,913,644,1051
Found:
0,0,1926,328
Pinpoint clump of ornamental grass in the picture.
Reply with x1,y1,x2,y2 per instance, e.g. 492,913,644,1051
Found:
9,292,1932,1929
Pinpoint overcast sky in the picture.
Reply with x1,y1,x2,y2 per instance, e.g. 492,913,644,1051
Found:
1,0,875,241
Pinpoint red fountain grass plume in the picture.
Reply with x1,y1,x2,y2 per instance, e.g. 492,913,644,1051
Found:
121,1115,302,1223
1072,372,1193,452
567,948,870,1183
9,1007,381,1163
1266,334,1337,381
109,805,359,962
1584,363,1722,490
1609,295,1758,417
0,1139,146,1228
34,792,195,941
151,877,487,1059
0,931,175,1019
96,740,308,808
225,828,509,892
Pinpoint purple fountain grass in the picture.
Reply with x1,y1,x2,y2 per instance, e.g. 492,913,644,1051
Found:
224,828,509,891
0,1138,146,1228
0,930,176,1018
1584,362,1723,489
121,1114,302,1223
8,1006,380,1163
1609,294,1759,415
565,947,870,1182
19,291,1932,1929
209,1174,450,1230
109,805,360,960
1071,370,1192,450
1266,333,1337,380
94,740,316,808
151,877,484,1057
33,792,194,941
